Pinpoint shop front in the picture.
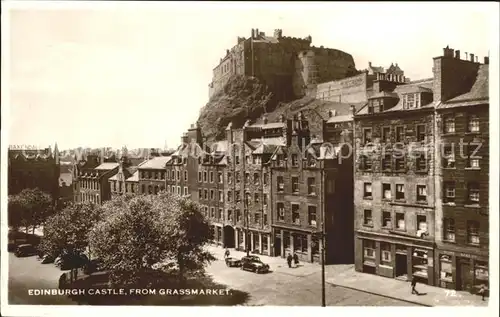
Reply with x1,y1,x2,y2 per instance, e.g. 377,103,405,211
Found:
435,248,489,295
234,227,272,256
272,227,319,263
355,231,435,285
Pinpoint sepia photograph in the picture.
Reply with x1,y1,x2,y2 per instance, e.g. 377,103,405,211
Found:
1,1,498,317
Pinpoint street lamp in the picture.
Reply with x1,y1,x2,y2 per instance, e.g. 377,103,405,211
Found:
320,165,326,307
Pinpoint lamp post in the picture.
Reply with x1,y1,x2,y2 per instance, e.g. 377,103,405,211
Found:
320,165,326,307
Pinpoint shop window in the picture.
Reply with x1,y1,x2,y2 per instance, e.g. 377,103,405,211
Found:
293,234,308,253
474,261,489,290
380,242,391,265
440,255,453,282
412,249,428,279
262,235,269,252
363,240,375,259
396,213,405,230
363,209,373,227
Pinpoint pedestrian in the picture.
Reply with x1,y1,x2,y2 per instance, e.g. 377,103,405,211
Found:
224,248,230,259
411,276,419,295
293,252,299,267
478,284,487,301
286,253,293,268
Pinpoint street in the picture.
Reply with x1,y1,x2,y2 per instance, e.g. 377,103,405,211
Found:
8,249,415,306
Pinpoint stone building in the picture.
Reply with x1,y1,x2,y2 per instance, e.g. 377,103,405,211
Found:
8,144,60,202
208,29,356,100
433,47,489,294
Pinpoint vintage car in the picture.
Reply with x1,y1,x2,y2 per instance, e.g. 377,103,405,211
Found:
240,255,270,273
225,257,241,267
14,244,37,257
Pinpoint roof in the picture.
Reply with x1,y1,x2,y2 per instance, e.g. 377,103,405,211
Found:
109,166,138,181
59,173,73,186
439,65,489,109
138,156,172,169
126,170,139,182
249,122,286,130
95,162,119,170
327,114,353,123
368,91,400,99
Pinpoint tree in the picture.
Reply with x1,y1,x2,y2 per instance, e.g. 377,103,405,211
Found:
39,201,101,257
9,188,52,234
89,193,214,287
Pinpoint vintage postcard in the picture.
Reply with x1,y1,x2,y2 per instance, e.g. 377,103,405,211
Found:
1,1,498,317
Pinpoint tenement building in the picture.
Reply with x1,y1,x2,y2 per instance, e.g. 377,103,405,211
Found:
8,144,60,202
433,47,489,294
353,46,489,294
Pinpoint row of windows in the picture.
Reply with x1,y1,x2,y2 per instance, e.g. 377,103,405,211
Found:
80,180,99,190
363,182,426,202
277,176,317,195
81,192,99,204
442,114,481,134
443,181,481,205
443,218,481,245
141,170,189,182
111,181,136,194
363,209,428,235
363,240,393,263
359,153,427,171
276,202,317,227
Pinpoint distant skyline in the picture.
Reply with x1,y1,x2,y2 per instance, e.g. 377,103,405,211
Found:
3,2,497,150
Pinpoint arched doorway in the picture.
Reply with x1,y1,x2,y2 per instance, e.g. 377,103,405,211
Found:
223,226,235,248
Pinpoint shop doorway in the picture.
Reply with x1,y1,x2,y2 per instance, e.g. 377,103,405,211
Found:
274,236,282,257
457,259,472,292
223,226,235,248
395,254,408,279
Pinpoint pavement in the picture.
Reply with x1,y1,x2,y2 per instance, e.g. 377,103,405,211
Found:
206,246,489,307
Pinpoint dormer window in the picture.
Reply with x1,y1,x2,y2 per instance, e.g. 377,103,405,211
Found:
403,93,421,109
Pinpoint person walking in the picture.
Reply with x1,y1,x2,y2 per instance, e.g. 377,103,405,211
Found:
224,248,230,259
411,276,419,295
293,252,299,267
478,284,487,301
286,253,293,268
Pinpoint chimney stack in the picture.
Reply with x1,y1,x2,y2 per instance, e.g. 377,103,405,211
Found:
465,52,468,60
475,56,478,63
368,61,372,67
251,28,255,38
350,105,356,116
484,56,489,64
455,50,461,59
256,28,259,37
470,53,475,62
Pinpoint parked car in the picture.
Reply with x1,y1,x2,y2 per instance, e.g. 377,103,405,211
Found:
240,255,270,273
225,257,241,267
56,253,89,270
40,254,56,264
14,244,37,257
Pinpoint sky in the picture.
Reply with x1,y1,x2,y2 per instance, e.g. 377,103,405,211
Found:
3,2,497,150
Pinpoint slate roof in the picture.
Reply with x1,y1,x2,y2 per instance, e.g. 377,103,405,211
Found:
126,171,139,182
439,65,489,109
95,162,119,170
138,156,172,169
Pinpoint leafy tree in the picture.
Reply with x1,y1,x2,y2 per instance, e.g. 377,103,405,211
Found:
9,188,52,234
8,195,24,231
89,193,214,287
39,201,101,257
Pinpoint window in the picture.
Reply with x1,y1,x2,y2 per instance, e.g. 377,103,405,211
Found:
395,158,405,171
204,189,208,200
468,114,480,132
198,188,202,199
236,173,240,183
218,208,222,220
396,213,405,230
210,171,214,183
364,240,375,259
161,172,165,180
184,171,188,182
363,128,372,144
277,203,285,221
417,185,427,202
380,242,391,263
236,190,241,202
198,171,202,182
219,190,223,202
263,193,268,206
382,183,392,200
183,187,188,196
217,171,223,184
254,193,259,203
263,211,268,226
291,204,300,225
277,176,284,192
382,211,392,228
131,184,135,193
177,186,181,195
416,155,427,171
203,171,207,182
176,171,180,181
245,192,251,205
210,207,215,218
382,154,392,170
382,127,391,143
227,191,232,202
417,215,427,234
227,172,232,184
210,189,215,200
404,93,415,109
363,183,372,199
246,155,251,165
253,173,259,185
255,213,261,225
235,156,240,165
292,154,298,167
440,255,453,282
444,182,456,203
148,185,153,194
245,172,250,183
444,116,455,133
443,145,455,168
308,206,317,226
227,209,233,221
292,177,299,193
466,144,480,168
360,155,372,170
263,173,268,185
467,182,480,204
396,126,405,142
443,218,455,242
307,177,316,195
416,124,426,142
166,170,170,180
363,209,373,227
467,221,480,245
236,209,241,222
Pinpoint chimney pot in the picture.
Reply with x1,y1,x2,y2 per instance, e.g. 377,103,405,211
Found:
470,53,475,62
